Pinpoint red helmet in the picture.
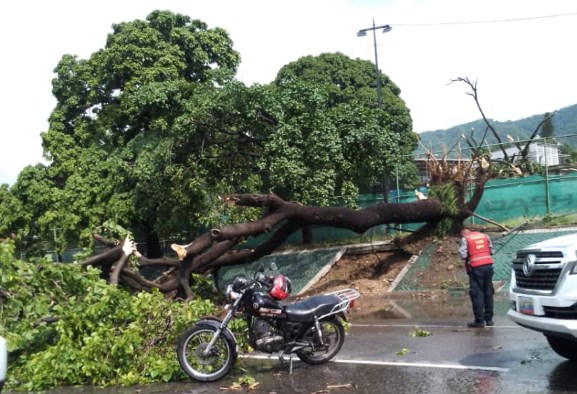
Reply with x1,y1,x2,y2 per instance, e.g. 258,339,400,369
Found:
268,274,291,300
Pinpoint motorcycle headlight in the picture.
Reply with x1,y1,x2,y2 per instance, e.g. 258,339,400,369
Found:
225,284,240,301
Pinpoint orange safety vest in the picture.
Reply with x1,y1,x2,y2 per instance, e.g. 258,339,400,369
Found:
465,231,493,268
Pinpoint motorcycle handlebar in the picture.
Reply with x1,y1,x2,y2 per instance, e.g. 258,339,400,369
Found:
255,273,273,289
232,273,273,293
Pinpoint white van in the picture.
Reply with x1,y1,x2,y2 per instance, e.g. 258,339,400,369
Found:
508,233,577,360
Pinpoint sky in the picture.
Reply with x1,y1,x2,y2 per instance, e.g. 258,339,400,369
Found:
1,0,577,186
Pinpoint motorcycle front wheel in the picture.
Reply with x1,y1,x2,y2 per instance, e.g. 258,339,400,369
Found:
296,317,345,365
177,324,235,382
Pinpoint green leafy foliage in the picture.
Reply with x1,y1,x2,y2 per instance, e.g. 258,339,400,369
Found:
23,10,248,256
11,13,418,258
396,348,410,356
265,53,417,205
0,240,218,390
99,220,133,242
229,375,258,389
427,184,459,237
409,326,432,337
0,184,25,238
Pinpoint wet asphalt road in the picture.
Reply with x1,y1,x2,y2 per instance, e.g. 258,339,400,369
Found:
11,293,577,394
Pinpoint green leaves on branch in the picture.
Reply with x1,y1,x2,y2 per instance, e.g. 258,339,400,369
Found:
427,184,459,237
0,241,218,390
264,53,417,206
12,13,418,258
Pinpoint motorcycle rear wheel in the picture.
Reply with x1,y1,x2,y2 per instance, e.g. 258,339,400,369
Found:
296,318,345,365
177,325,235,382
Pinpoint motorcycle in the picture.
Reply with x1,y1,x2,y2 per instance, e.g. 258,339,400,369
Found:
176,266,360,382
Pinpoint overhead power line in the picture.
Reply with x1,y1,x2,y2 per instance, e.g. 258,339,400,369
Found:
393,11,577,27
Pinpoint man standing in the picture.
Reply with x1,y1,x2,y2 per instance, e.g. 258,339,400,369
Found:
459,228,495,328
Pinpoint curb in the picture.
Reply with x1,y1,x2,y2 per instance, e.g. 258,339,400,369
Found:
388,254,419,292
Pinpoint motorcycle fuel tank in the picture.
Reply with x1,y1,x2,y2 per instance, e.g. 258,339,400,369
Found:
250,293,286,318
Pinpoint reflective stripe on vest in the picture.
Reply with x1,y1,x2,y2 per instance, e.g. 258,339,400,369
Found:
465,232,493,267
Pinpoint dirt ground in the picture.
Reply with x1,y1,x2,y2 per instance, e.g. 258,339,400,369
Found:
300,233,470,298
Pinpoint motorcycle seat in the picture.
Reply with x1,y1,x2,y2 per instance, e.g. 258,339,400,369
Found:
284,294,341,322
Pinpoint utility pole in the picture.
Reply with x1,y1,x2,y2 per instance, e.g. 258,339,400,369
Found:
357,19,392,108
358,20,394,229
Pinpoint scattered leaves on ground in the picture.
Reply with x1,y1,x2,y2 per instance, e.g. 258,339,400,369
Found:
220,375,259,391
396,348,410,356
410,326,432,337
311,383,357,393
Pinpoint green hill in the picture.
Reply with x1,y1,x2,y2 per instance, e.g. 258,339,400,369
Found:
416,103,577,155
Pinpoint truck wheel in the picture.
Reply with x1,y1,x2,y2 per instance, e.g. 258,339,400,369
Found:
546,335,577,361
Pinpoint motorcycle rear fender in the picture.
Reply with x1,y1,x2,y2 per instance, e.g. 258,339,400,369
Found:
195,319,239,361
317,313,347,326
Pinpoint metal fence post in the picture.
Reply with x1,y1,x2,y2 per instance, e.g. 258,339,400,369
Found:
544,137,551,215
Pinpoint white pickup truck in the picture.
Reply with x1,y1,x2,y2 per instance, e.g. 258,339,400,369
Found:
508,232,577,360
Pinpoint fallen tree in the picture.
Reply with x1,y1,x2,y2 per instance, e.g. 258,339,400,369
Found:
82,149,496,299
58,74,545,299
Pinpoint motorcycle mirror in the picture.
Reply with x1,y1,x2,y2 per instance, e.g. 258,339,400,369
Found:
255,263,265,278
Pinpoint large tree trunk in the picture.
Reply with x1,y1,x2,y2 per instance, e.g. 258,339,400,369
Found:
81,154,493,299
141,223,163,259
81,194,448,298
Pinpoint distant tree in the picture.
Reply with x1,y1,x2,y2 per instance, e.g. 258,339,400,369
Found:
270,53,418,203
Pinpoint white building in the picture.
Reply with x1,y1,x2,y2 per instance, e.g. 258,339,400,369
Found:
491,142,560,166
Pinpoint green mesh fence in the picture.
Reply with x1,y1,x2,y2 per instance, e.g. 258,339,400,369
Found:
474,174,577,221
215,247,345,295
393,228,577,292
358,173,577,225
300,172,577,242
218,173,577,293
215,228,577,295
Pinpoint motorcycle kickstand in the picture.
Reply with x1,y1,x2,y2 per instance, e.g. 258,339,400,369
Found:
279,353,294,374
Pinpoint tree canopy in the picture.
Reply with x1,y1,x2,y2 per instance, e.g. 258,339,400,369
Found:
20,10,248,256
5,11,418,259
0,240,219,390
266,53,418,205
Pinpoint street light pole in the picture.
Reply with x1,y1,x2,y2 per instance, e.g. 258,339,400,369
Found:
357,19,392,108
358,20,393,214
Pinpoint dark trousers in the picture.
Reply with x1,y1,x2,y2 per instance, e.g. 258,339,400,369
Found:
468,264,494,323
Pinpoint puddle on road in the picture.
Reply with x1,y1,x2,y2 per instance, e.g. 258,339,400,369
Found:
349,291,510,321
